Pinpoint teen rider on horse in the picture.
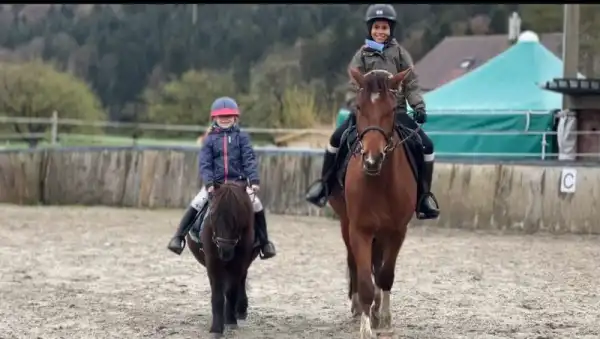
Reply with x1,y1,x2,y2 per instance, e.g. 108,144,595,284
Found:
305,4,440,220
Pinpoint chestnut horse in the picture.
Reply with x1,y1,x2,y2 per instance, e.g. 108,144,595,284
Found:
328,68,417,338
186,182,260,338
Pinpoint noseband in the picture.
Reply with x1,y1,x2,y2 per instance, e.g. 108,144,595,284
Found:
355,125,396,157
212,232,239,248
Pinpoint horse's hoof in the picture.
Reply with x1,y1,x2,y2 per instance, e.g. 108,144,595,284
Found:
379,312,392,331
227,323,239,330
370,311,381,329
236,311,248,320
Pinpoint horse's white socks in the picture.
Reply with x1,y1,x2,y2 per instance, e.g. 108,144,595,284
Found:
380,290,392,329
360,313,374,339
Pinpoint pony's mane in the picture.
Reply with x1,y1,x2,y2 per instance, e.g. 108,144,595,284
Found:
209,183,253,234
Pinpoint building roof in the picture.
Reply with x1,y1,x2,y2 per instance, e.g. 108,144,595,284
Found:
541,78,600,96
415,33,563,91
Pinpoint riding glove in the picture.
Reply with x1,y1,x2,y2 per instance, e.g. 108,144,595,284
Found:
413,107,427,124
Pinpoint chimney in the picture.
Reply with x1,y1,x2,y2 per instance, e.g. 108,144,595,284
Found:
508,12,522,42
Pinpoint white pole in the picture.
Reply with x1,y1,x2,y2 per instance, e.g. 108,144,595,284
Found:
50,110,58,145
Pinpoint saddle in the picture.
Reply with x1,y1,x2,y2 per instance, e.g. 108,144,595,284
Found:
188,201,261,250
334,122,423,194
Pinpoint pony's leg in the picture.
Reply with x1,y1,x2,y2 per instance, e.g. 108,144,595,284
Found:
208,269,225,337
349,226,376,339
374,232,406,331
224,280,239,328
235,270,249,320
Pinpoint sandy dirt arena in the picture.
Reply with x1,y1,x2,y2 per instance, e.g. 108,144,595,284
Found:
0,205,599,339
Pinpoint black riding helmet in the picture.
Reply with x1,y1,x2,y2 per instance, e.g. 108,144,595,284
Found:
365,4,397,40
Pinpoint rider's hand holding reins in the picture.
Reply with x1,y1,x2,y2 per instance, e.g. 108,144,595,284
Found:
251,184,260,193
414,107,427,124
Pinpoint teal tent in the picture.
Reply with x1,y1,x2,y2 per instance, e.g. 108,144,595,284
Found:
420,32,577,159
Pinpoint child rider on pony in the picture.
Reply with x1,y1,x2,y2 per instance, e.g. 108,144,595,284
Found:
305,4,440,220
167,96,277,260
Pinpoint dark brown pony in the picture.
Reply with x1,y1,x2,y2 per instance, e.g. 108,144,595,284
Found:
328,68,417,338
186,182,260,338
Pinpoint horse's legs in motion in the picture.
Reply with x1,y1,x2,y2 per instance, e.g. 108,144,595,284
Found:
224,280,239,328
235,270,249,320
347,251,360,317
350,226,376,339
208,268,226,337
370,239,384,329
341,218,360,317
374,232,406,331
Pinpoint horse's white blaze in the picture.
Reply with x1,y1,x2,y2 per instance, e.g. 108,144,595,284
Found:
370,92,380,103
360,313,374,339
365,153,376,166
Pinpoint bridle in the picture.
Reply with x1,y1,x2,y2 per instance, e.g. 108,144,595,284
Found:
353,87,420,159
207,184,256,249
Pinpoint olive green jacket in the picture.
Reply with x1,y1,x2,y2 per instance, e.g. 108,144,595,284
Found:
344,38,425,113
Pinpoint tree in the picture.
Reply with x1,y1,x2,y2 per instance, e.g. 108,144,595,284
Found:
0,59,106,147
519,4,562,33
143,69,236,137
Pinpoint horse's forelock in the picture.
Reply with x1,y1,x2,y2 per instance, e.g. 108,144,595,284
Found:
362,70,392,96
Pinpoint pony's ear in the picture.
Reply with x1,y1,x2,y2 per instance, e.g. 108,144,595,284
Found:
389,67,412,89
348,67,365,88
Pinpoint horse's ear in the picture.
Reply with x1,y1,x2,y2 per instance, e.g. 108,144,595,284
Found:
348,67,364,88
389,67,412,89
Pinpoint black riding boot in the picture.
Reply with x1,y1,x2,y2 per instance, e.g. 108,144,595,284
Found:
254,210,276,260
305,150,337,208
167,207,199,255
416,161,440,220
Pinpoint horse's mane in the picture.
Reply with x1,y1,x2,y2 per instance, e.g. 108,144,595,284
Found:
363,70,393,95
209,183,253,234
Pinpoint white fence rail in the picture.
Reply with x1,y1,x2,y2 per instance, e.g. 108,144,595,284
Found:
0,111,595,161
